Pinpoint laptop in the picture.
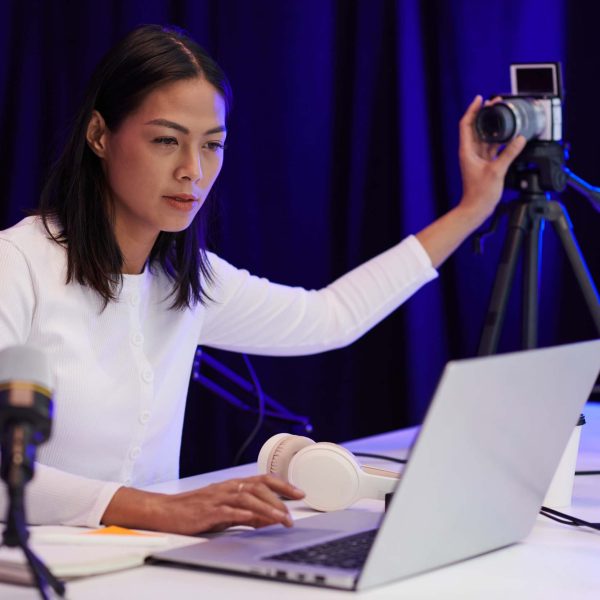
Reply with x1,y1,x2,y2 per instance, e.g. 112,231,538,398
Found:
151,340,600,591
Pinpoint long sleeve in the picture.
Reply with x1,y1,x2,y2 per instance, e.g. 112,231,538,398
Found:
0,235,122,527
200,235,437,355
0,237,36,344
0,464,123,527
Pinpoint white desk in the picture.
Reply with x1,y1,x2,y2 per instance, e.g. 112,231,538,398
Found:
2,404,600,599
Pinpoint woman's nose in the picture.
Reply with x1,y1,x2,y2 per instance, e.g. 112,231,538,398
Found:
176,152,203,182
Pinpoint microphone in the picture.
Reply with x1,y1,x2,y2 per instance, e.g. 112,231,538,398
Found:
257,433,399,512
0,346,65,597
0,346,53,492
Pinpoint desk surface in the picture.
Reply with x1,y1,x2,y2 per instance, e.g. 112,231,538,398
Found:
3,404,600,599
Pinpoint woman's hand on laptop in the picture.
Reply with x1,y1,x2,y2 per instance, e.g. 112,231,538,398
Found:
101,475,305,534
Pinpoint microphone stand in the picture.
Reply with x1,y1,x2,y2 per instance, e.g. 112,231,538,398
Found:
192,348,313,435
1,425,65,599
474,141,600,357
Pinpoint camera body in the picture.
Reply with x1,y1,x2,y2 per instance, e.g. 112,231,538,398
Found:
476,63,563,143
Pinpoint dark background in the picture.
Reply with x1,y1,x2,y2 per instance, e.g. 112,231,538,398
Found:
0,0,598,475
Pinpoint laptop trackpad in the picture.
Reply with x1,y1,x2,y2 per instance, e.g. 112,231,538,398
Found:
216,510,381,556
236,526,344,556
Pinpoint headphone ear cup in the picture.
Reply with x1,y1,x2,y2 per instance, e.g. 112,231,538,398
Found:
257,433,315,482
288,443,363,512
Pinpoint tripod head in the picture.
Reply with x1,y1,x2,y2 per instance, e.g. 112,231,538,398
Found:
505,140,567,196
503,140,600,212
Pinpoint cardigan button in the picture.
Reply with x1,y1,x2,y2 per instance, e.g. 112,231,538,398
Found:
141,368,154,383
129,293,140,307
131,332,144,346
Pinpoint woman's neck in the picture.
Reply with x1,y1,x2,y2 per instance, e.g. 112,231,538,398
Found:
122,255,148,275
115,224,156,275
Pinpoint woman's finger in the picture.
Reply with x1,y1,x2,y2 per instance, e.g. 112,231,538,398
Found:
459,95,488,160
484,95,503,107
204,505,255,532
238,474,305,500
261,474,305,499
228,485,293,527
484,142,501,160
459,95,483,132
238,480,289,511
495,135,527,172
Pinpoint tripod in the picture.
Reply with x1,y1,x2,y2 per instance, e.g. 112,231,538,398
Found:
476,141,600,356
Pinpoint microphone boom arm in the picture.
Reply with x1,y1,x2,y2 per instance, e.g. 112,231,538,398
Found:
192,348,313,434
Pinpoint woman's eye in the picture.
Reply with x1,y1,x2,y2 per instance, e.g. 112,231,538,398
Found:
153,137,178,146
204,141,226,152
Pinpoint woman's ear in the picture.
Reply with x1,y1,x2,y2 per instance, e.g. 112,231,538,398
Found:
86,110,108,157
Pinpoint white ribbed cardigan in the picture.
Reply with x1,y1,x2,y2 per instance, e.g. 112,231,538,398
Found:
0,217,437,527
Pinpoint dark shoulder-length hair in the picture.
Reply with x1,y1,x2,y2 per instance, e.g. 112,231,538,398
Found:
38,24,232,309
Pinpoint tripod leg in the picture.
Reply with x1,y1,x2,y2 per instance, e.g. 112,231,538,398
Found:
522,209,544,348
547,202,600,334
22,543,66,597
478,203,530,355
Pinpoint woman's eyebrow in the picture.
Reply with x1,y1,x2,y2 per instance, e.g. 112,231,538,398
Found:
204,125,227,135
144,118,226,136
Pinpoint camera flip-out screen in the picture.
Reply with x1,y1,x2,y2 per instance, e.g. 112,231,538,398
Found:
510,63,561,97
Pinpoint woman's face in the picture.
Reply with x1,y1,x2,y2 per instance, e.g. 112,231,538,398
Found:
91,77,227,249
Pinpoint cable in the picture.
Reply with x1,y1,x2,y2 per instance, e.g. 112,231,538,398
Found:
575,470,600,476
232,354,266,466
353,452,407,464
539,505,600,531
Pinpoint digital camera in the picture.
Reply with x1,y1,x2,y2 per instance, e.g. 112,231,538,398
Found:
475,63,563,143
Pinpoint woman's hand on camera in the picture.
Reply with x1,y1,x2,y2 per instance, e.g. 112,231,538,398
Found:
416,95,526,268
101,474,305,535
458,95,526,222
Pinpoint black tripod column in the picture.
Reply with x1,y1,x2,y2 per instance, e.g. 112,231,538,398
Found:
478,201,531,356
522,198,547,349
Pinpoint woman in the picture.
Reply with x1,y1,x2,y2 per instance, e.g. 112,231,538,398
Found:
0,25,525,534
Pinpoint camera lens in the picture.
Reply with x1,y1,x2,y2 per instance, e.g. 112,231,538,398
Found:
476,105,517,143
475,99,546,143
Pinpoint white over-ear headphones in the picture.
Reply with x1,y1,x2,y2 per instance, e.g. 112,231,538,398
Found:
257,433,399,512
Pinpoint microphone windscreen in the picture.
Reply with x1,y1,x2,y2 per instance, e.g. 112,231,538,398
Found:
0,346,53,391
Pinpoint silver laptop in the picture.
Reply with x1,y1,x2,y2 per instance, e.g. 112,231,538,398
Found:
152,340,600,591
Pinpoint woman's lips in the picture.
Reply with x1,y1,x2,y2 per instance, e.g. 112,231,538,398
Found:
163,195,199,211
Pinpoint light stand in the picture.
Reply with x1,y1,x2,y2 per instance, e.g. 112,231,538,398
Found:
475,141,600,356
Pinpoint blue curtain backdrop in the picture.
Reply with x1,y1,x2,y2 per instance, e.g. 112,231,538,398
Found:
0,0,598,474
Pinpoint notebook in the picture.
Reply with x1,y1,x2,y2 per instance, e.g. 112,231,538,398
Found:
0,526,171,585
151,340,600,591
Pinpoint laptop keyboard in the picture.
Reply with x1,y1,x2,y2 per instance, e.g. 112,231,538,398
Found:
265,529,378,570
